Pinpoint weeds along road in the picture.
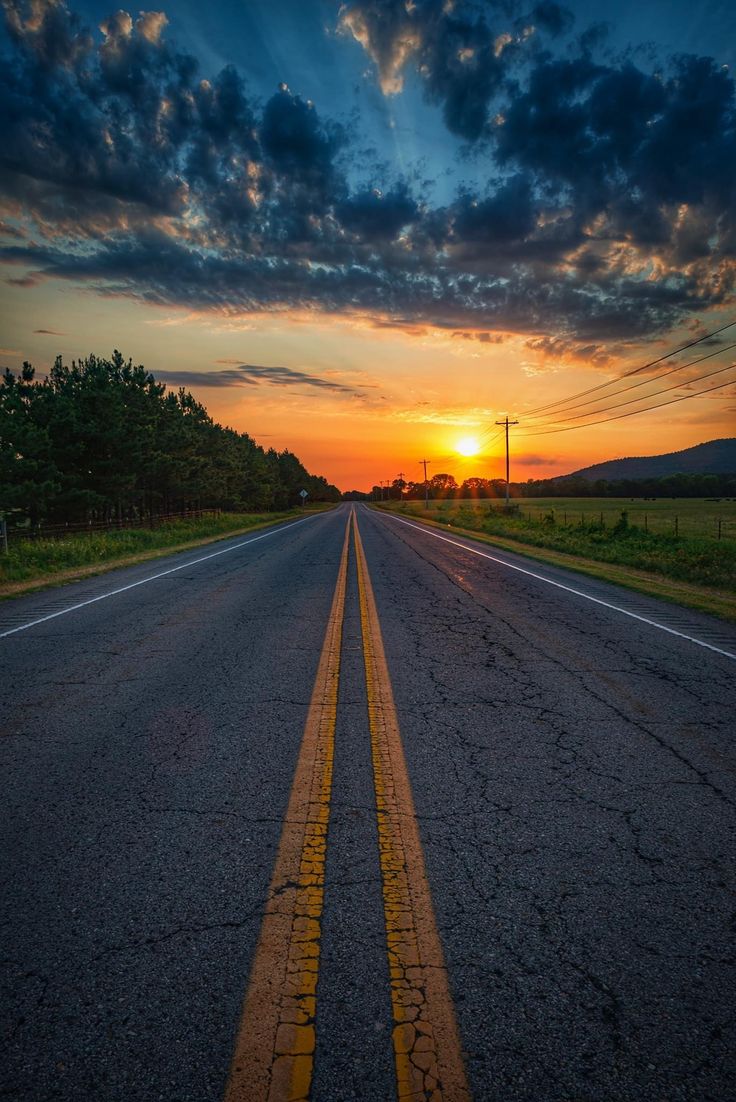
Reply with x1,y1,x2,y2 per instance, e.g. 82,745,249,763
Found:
2,502,735,1102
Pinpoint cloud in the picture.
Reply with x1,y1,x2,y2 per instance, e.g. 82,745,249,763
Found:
339,0,518,140
530,3,574,37
260,84,343,187
0,0,734,349
336,184,418,240
34,327,66,335
339,1,579,141
525,335,613,367
151,363,364,394
517,453,561,466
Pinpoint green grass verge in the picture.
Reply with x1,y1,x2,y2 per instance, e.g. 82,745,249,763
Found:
375,502,736,623
0,507,333,598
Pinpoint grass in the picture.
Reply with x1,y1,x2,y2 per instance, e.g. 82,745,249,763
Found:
507,496,736,540
0,507,332,597
376,499,736,622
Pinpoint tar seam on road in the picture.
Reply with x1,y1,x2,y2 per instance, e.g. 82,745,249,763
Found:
223,514,351,1102
353,510,472,1102
0,513,323,641
382,513,736,662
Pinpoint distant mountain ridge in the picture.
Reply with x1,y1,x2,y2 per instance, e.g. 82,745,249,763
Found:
562,439,736,481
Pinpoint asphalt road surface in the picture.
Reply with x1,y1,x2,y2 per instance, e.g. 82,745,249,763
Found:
2,503,735,1101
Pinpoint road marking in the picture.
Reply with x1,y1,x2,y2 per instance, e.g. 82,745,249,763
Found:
0,514,323,640
353,511,471,1102
224,515,350,1102
380,512,736,662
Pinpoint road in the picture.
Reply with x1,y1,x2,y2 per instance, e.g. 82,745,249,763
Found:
2,503,735,1101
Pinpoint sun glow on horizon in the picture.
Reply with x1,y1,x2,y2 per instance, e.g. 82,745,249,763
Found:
455,435,481,457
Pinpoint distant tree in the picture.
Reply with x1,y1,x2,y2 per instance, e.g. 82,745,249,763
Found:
460,477,492,498
429,473,458,498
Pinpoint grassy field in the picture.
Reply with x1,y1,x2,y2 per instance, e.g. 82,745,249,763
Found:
378,498,736,618
504,496,736,540
0,508,330,595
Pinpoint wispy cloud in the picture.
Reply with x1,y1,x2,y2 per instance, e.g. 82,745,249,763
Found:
34,328,67,335
391,405,498,426
153,363,365,394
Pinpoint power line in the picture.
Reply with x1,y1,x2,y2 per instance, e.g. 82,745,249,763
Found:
524,359,736,427
518,372,736,437
521,341,736,425
520,318,736,419
474,427,504,450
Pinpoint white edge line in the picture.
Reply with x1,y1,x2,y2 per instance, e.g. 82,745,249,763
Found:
378,510,736,662
1,512,323,640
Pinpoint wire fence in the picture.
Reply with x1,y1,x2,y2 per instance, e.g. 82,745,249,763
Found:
512,503,736,540
423,499,736,541
3,509,221,545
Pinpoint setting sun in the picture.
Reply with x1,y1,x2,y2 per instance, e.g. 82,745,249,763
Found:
456,435,481,457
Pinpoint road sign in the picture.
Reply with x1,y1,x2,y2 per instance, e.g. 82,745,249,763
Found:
299,490,308,499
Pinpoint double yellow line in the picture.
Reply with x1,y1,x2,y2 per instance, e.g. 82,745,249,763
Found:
225,510,470,1102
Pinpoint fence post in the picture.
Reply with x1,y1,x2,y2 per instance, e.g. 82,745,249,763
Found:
674,515,678,537
718,518,722,540
644,514,648,533
0,517,7,555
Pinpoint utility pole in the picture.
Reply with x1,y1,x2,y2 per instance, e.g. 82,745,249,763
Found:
495,416,519,506
397,472,405,502
419,458,430,509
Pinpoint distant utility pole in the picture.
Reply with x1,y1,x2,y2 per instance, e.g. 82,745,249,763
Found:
397,472,405,501
495,416,519,506
419,458,431,509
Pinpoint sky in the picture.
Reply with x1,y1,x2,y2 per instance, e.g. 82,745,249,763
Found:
1,0,735,490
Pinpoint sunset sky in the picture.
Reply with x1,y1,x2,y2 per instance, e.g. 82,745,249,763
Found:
1,0,735,490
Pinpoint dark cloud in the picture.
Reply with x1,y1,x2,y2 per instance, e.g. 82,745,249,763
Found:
529,3,574,37
152,363,363,394
338,1,572,141
339,0,513,142
0,0,734,347
261,84,342,184
34,328,66,334
336,184,418,240
452,175,536,243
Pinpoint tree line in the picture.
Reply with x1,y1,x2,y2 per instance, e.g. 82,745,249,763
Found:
348,470,736,501
1,352,340,526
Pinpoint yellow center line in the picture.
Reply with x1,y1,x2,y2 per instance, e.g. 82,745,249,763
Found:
353,510,472,1102
224,514,351,1102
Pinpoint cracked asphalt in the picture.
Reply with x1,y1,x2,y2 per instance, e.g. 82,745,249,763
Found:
2,502,735,1100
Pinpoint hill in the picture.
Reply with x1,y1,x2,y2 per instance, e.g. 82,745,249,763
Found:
564,439,736,482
